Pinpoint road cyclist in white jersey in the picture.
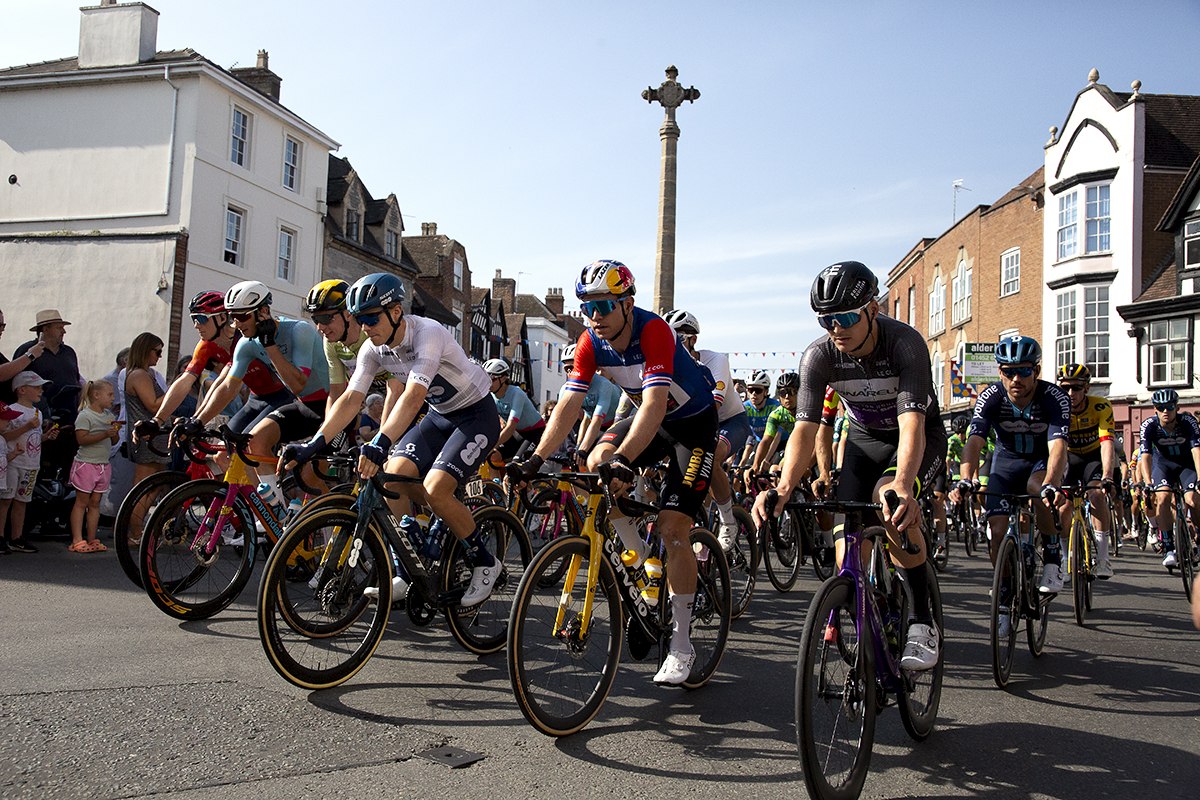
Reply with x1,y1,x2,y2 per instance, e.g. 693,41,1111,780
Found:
753,260,945,672
664,309,753,552
279,272,501,607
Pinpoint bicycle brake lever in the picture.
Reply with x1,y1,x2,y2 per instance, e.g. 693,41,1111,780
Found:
883,490,921,555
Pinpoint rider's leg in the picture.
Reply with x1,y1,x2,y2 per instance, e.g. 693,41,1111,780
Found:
657,507,698,651
247,417,282,500
1154,487,1176,551
710,438,736,549
933,490,948,549
1088,484,1113,566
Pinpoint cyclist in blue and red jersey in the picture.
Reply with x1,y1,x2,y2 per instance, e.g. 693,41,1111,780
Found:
510,260,718,687
1138,388,1200,568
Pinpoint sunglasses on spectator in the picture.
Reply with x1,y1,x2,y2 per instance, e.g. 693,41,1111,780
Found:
817,303,871,331
1000,366,1035,378
1058,383,1087,393
153,347,163,355
580,299,620,318
354,311,383,327
229,311,256,322
311,312,339,326
1156,404,1177,412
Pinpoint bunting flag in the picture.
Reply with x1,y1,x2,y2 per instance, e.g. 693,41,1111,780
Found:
951,360,977,399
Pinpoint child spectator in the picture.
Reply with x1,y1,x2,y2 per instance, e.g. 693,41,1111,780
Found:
0,402,26,553
69,380,119,553
0,371,60,553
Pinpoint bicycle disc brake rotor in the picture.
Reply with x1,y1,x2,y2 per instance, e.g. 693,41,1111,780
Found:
557,614,590,657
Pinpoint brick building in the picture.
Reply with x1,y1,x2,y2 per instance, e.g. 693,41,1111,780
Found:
406,222,472,350
886,167,1045,419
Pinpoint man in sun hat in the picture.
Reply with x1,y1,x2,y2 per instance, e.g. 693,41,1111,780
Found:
13,310,82,471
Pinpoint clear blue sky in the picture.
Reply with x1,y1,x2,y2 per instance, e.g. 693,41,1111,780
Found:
5,1,1199,373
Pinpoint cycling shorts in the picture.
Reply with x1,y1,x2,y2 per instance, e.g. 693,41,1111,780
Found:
718,412,752,460
227,389,293,435
265,397,326,445
600,404,718,521
984,451,1047,518
933,461,948,495
392,394,500,484
836,419,945,526
1151,459,1198,493
1064,452,1103,489
497,425,545,462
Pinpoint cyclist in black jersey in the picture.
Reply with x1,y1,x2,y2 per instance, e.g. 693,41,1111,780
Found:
1137,388,1200,568
955,335,1072,595
753,261,944,672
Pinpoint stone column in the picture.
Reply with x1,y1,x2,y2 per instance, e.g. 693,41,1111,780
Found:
643,66,699,315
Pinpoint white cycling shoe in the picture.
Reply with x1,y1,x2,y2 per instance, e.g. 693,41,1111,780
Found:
1039,563,1064,593
996,611,1012,640
653,648,696,685
1163,550,1178,568
900,622,940,671
1094,558,1114,579
460,564,498,607
363,575,409,602
716,523,736,553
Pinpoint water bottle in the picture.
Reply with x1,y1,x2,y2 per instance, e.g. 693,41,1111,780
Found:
642,556,663,602
285,497,304,522
422,519,445,560
399,515,424,551
621,550,650,592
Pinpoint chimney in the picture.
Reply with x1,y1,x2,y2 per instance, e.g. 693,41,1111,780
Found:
231,49,282,102
421,222,438,236
493,269,516,310
78,1,159,68
544,287,564,317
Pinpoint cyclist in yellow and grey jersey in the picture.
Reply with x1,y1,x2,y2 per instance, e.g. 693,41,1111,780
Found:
1056,363,1116,578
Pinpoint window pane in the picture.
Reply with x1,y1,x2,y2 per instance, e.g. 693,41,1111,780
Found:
1057,193,1078,260
1171,343,1188,382
1170,318,1189,340
1187,238,1200,268
1150,321,1168,341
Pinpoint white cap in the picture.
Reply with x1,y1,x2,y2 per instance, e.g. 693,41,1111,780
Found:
12,371,49,389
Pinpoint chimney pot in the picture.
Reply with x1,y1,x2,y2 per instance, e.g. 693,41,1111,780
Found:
257,49,268,68
78,1,159,68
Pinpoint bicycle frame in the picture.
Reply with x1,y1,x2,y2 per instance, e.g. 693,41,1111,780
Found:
189,452,287,559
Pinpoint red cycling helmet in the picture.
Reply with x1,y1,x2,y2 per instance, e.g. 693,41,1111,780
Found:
189,291,226,315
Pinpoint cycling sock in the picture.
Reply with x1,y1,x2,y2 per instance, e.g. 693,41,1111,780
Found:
903,565,934,625
1160,527,1175,550
669,592,695,653
461,527,496,568
716,498,735,528
1093,529,1110,561
1043,536,1062,565
611,516,648,564
935,524,947,547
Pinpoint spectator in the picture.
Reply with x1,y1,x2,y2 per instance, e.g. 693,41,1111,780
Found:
102,347,131,419
0,372,60,553
13,310,82,473
357,393,384,445
124,333,169,489
68,380,119,553
0,401,26,553
0,307,47,405
542,398,557,420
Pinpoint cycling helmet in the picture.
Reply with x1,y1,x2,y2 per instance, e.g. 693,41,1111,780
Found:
777,372,800,392
663,309,700,336
747,370,772,389
224,280,272,312
1057,363,1090,383
305,280,349,313
189,291,225,315
994,335,1041,365
810,261,879,313
347,273,405,313
560,343,576,364
1152,388,1179,406
575,260,636,299
951,416,970,434
483,358,511,377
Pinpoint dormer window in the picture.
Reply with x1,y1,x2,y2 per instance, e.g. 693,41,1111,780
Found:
346,211,360,242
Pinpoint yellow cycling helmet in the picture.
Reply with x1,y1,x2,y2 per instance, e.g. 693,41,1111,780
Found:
305,280,349,313
1056,363,1090,383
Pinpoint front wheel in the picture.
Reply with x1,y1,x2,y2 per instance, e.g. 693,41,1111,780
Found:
1027,554,1050,658
658,528,731,689
1177,509,1196,602
727,506,759,619
762,510,801,592
990,536,1020,689
507,536,622,737
114,470,187,588
898,562,944,741
796,576,876,800
1071,518,1088,627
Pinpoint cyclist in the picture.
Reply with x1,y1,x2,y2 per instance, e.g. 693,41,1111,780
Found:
510,260,719,686
956,335,1071,610
665,308,753,551
741,369,778,484
1056,363,1116,578
484,358,546,462
557,343,620,462
751,372,797,474
1111,434,1130,541
281,273,501,606
1137,388,1200,568
754,260,945,671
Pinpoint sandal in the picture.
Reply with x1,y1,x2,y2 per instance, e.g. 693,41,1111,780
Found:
85,540,107,552
68,541,91,553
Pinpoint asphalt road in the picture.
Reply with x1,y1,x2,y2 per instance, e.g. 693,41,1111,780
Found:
1,532,1197,800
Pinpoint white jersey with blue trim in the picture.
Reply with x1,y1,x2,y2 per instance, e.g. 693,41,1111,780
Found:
696,348,741,423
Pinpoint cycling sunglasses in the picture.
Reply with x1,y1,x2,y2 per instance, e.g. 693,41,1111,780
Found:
747,387,766,394
189,313,212,326
229,311,256,322
999,366,1035,378
1156,403,1177,412
354,311,383,327
778,388,797,397
1058,382,1087,393
311,312,339,326
580,299,620,318
816,302,871,331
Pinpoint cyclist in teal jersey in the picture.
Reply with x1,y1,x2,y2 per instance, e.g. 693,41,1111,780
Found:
558,343,620,459
485,358,545,461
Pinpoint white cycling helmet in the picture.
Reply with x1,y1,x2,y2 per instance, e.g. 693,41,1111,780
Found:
747,370,772,389
225,280,272,312
663,309,700,336
560,343,576,364
483,358,511,376
575,259,636,299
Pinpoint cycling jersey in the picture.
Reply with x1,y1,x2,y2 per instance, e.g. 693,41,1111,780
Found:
326,328,393,394
558,373,620,426
493,383,544,433
229,318,329,402
969,380,1069,460
350,315,491,414
947,433,965,464
744,397,780,441
565,306,715,422
821,387,840,425
1066,395,1114,457
696,349,740,423
765,405,795,442
796,314,939,434
1139,412,1200,465
186,336,284,396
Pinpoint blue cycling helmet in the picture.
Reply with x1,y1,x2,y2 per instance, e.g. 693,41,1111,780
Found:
1152,388,1179,406
347,273,405,314
994,335,1041,365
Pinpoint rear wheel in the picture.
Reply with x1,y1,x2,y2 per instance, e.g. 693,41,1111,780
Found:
963,506,976,557
1071,517,1088,627
898,562,944,741
727,506,759,619
1027,551,1050,658
990,535,1020,689
657,528,731,689
763,510,801,592
1176,501,1196,601
114,470,187,588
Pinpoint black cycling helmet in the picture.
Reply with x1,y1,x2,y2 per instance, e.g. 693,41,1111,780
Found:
777,372,800,392
810,261,879,314
951,416,970,434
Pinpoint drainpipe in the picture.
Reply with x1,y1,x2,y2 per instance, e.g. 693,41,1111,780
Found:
162,64,180,217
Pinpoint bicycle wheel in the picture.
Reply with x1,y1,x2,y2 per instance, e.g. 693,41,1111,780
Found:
1071,516,1088,627
1176,503,1195,601
930,525,949,573
526,489,576,588
657,528,731,689
963,506,976,557
442,506,533,655
796,576,876,800
507,535,622,737
763,510,801,592
728,506,759,619
1027,554,1049,658
114,470,188,588
898,562,944,742
257,508,389,689
989,536,1020,689
139,480,255,620
803,508,836,582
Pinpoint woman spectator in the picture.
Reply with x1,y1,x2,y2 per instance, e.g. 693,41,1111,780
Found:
357,393,384,445
124,333,169,488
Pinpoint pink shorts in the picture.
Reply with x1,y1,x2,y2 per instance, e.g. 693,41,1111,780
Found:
70,461,112,494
